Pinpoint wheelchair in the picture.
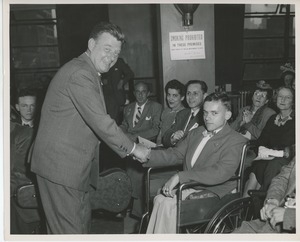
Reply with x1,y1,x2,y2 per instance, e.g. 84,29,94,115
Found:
139,142,252,233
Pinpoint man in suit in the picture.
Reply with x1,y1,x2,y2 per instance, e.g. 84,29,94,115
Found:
119,81,162,219
139,92,247,233
30,22,147,234
120,81,162,142
10,89,43,234
162,80,207,148
233,158,295,233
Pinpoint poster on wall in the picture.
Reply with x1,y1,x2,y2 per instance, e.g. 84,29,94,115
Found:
169,31,205,60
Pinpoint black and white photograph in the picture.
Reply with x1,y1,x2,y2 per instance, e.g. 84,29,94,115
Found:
2,0,298,241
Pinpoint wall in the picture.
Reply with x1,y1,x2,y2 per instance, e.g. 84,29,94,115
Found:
160,4,215,96
108,4,156,78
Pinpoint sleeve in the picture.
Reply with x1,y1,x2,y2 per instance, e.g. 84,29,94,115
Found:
266,160,295,203
243,108,275,140
162,112,183,148
178,136,246,185
67,69,134,158
230,108,244,131
143,130,192,168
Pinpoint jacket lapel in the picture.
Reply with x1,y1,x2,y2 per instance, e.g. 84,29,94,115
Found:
191,124,231,168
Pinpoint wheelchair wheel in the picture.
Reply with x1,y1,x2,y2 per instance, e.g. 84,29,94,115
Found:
204,197,253,233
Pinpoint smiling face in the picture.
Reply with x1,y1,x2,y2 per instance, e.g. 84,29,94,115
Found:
252,90,269,109
276,87,294,111
16,96,36,122
166,88,184,111
88,32,122,73
186,83,206,111
134,83,150,106
203,100,231,132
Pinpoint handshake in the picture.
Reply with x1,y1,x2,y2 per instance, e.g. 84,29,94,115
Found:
131,143,151,163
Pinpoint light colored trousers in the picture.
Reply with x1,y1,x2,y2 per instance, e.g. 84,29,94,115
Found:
146,188,196,233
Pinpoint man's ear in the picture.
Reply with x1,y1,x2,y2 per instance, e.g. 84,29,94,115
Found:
181,96,185,101
203,93,208,100
87,38,95,51
225,110,232,121
15,104,20,112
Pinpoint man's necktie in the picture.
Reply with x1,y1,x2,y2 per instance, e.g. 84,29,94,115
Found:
183,111,195,132
134,106,142,127
190,130,215,167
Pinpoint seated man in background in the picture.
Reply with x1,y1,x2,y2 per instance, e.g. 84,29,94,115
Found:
120,81,162,219
156,79,186,145
120,81,162,142
10,88,43,234
230,80,275,140
162,80,207,148
233,158,295,233
140,92,247,233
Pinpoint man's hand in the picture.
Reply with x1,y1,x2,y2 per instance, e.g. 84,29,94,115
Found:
171,130,184,144
132,143,150,163
270,207,285,228
260,198,279,221
162,174,179,198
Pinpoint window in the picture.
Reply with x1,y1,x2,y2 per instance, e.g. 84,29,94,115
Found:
10,4,60,90
242,4,295,84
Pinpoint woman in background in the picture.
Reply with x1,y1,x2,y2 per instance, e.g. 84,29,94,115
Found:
156,79,186,145
231,81,275,140
243,86,295,196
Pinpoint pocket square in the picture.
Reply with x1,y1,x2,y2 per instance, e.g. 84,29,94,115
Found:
145,116,151,120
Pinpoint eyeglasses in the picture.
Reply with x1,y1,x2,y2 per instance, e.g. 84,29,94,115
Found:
254,90,267,98
277,95,292,101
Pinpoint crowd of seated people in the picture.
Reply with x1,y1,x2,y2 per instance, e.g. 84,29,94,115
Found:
10,60,296,234
162,80,207,148
243,86,295,197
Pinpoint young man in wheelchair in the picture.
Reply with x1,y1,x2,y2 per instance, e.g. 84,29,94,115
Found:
138,92,247,233
233,158,295,233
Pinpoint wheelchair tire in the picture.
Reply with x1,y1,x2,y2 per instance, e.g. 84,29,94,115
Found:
204,197,254,233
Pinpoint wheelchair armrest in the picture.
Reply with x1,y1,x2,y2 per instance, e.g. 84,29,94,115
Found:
248,190,267,199
146,164,182,176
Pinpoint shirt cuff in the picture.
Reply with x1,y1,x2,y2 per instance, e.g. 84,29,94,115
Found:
128,142,136,156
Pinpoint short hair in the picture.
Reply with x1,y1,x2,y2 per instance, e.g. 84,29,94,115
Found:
134,81,149,92
186,80,208,94
164,79,185,97
16,88,37,103
275,86,295,103
253,87,273,101
204,92,231,111
89,22,125,44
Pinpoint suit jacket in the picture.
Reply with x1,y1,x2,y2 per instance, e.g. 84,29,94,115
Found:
162,108,204,148
30,53,134,192
230,105,275,140
10,120,40,223
120,100,162,142
144,124,247,198
265,159,295,231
